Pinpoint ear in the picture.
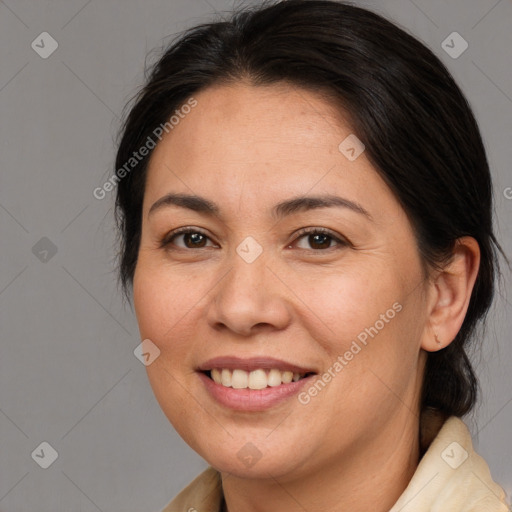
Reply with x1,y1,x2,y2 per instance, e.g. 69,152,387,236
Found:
421,236,481,352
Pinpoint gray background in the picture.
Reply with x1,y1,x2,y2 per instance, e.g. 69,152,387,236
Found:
0,0,511,510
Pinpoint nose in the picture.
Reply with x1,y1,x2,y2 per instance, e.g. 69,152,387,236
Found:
206,250,293,337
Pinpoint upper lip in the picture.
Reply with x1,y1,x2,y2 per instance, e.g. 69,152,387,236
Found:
197,356,317,374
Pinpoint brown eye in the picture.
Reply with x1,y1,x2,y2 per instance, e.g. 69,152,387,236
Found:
161,228,216,249
181,232,207,248
305,233,333,249
294,228,348,251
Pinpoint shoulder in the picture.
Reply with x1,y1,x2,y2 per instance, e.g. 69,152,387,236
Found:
391,414,510,512
160,466,223,512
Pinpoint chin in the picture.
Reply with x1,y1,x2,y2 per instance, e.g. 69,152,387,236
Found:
206,452,297,480
189,431,312,481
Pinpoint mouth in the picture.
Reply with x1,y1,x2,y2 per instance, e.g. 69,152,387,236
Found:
202,368,316,390
197,356,317,392
197,357,317,411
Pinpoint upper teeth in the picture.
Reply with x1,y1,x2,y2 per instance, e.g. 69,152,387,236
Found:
210,368,305,389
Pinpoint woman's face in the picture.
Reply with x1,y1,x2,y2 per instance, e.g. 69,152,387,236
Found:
133,82,431,480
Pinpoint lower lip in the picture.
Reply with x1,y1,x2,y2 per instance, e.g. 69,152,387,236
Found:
198,372,314,411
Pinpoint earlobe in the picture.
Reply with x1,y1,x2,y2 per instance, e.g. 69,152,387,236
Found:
421,237,481,352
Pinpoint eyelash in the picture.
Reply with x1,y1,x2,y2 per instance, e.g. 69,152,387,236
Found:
159,226,350,252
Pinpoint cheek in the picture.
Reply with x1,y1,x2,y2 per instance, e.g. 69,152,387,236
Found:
292,262,423,403
290,264,399,351
133,264,202,435
133,270,167,343
133,257,201,345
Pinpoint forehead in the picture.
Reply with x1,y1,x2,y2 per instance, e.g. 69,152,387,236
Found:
143,82,395,220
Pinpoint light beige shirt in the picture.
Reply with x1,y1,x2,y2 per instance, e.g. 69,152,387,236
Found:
162,415,509,512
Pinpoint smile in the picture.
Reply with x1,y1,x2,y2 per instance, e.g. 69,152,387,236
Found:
197,356,317,411
206,368,312,389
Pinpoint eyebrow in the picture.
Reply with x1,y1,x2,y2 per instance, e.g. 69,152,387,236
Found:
148,193,372,221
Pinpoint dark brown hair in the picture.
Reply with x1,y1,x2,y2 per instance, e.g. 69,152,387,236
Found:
114,0,505,417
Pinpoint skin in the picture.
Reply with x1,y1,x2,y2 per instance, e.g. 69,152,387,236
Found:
132,82,480,512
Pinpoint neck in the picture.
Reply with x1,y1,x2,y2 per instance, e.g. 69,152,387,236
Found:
221,411,421,512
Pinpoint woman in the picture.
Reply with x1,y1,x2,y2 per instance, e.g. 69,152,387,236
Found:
114,1,510,510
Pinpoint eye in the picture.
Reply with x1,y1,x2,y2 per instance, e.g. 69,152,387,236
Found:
292,227,348,251
160,226,349,251
160,227,217,249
